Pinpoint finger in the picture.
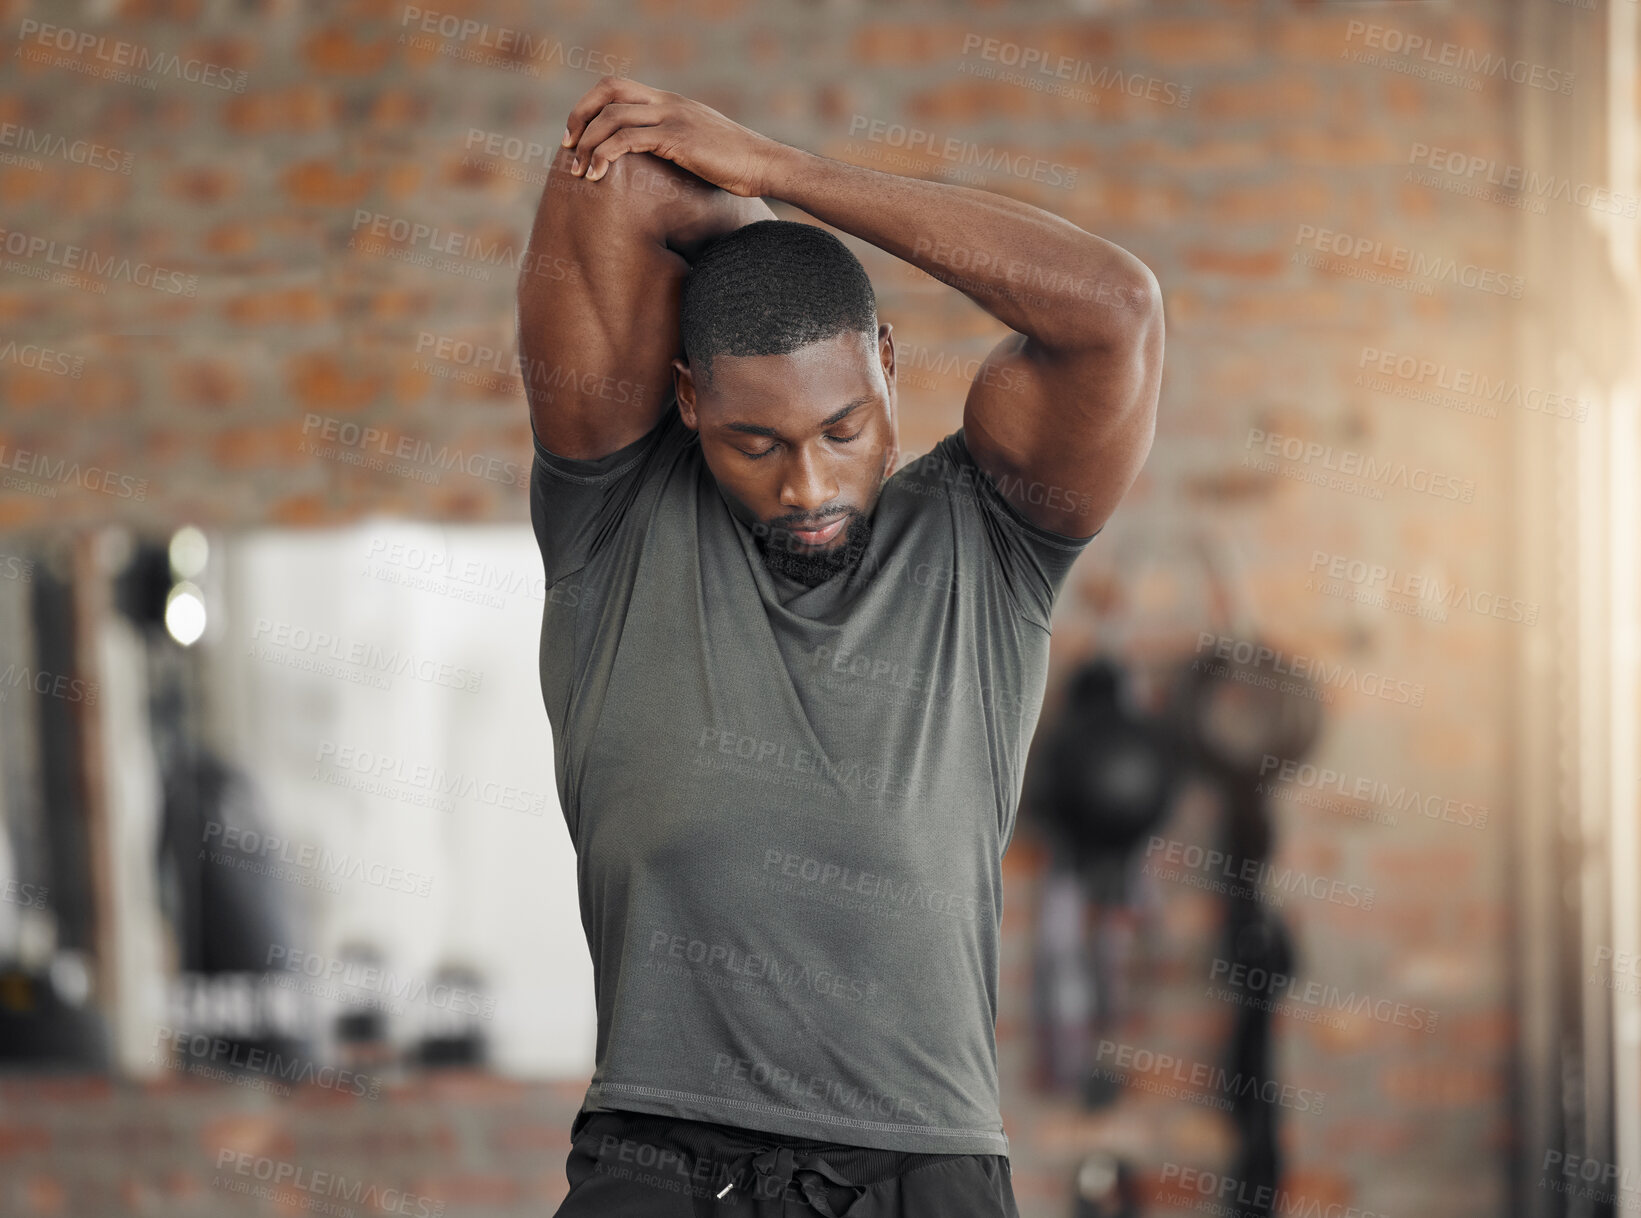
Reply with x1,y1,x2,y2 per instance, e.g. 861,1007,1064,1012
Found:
562,76,658,150
584,127,665,181
571,102,662,175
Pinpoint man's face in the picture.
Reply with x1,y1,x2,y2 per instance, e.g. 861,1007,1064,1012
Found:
673,325,899,587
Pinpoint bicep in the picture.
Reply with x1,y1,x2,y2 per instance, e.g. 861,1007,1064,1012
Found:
960,303,1164,539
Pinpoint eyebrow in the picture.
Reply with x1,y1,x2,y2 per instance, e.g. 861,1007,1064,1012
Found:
721,396,873,439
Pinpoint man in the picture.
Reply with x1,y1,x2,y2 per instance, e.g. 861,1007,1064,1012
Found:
517,75,1162,1217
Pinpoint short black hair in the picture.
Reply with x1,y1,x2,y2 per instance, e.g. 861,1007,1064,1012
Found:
679,219,878,388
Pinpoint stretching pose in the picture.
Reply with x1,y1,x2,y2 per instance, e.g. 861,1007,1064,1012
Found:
519,76,1163,1217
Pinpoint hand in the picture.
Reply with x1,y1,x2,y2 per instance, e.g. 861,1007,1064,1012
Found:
561,76,789,197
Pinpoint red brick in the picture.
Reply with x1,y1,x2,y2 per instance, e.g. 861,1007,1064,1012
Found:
0,1123,50,1156
118,0,206,18
368,88,433,129
303,27,395,75
1368,844,1477,884
287,352,385,411
1321,1117,1418,1156
0,497,46,528
224,86,340,134
170,359,248,412
603,31,642,70
423,481,494,520
203,221,259,256
1444,1009,1514,1049
1382,1062,1501,1105
1271,20,1363,61
0,166,49,207
1130,19,1260,64
638,0,752,17
904,79,1037,125
1021,24,1121,62
1383,76,1425,118
224,288,333,327
653,29,700,69
0,1077,112,1101
1398,178,1444,221
197,1112,290,1161
849,22,966,66
1197,73,1324,122
1181,287,1354,329
0,93,44,126
209,421,307,470
1182,246,1287,277
1409,721,1490,768
1277,1168,1363,1209
0,367,71,414
1115,134,1276,172
268,493,332,525
1065,179,1189,227
281,160,372,206
747,29,781,65
167,167,239,206
413,1175,515,1214
22,1173,66,1214
1274,126,1405,166
187,35,254,73
491,1122,564,1153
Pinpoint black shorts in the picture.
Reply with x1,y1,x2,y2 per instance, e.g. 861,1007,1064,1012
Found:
552,1108,1021,1217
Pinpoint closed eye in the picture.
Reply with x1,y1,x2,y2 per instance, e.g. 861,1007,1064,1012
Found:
741,431,863,460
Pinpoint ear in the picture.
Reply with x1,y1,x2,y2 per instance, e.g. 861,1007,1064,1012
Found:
671,356,699,431
878,323,900,477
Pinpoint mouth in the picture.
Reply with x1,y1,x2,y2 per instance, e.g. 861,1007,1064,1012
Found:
784,515,848,546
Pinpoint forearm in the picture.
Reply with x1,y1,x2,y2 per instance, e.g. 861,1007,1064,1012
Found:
762,146,1157,351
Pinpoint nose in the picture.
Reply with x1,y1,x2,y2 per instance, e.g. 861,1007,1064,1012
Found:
778,443,839,518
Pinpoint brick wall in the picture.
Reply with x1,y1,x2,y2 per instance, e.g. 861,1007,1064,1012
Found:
0,0,1542,1214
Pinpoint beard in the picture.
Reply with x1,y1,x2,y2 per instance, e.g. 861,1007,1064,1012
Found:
755,512,874,588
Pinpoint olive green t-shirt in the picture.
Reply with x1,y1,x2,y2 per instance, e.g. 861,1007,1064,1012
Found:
528,397,1097,1156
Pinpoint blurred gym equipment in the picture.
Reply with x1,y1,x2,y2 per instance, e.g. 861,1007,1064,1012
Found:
1162,531,1326,1215
1028,655,1182,1104
1025,524,1327,1217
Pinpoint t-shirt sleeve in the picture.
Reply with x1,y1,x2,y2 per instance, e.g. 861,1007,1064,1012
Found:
527,407,686,587
919,428,1102,632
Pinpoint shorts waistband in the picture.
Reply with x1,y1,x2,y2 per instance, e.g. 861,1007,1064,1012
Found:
575,1107,971,1191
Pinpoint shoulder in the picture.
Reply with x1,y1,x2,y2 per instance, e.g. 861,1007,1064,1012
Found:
891,430,1099,546
531,400,699,485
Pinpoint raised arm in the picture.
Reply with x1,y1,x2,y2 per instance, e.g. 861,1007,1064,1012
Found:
515,146,773,461
761,156,1162,540
559,78,1162,536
